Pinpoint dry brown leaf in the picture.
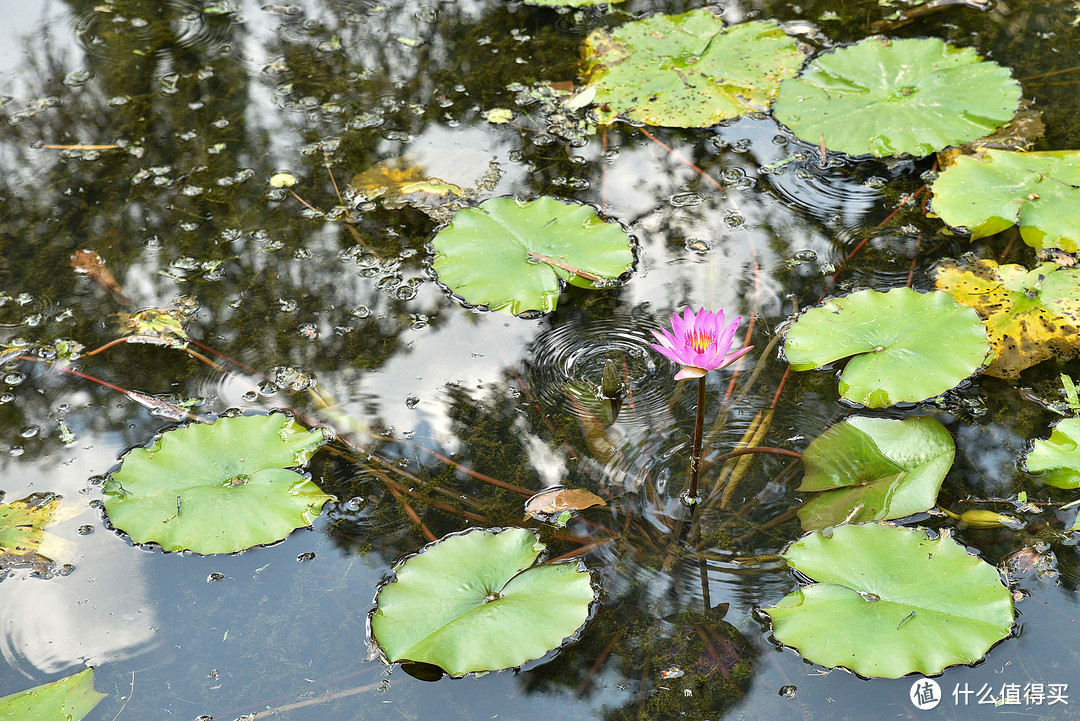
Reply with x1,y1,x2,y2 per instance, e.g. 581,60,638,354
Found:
524,488,605,520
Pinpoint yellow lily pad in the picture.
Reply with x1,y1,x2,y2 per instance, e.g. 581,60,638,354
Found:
933,258,1080,379
351,157,463,205
119,307,191,349
0,493,78,572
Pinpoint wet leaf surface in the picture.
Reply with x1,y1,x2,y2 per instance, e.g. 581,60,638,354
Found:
933,258,1080,378
431,196,634,315
774,37,1020,157
370,527,596,676
930,149,1080,252
118,307,192,349
0,668,106,721
524,488,606,521
798,416,954,530
782,287,992,407
0,494,67,572
765,523,1013,678
1024,418,1080,489
103,414,333,554
582,11,805,128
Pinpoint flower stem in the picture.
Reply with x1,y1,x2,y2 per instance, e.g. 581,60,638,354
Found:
686,375,707,503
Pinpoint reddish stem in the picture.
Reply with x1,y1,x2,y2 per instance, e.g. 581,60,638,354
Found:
639,127,726,196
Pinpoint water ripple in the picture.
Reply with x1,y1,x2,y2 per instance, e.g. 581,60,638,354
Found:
523,311,677,435
72,1,236,65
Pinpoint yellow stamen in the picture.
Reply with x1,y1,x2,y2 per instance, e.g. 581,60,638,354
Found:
688,330,714,354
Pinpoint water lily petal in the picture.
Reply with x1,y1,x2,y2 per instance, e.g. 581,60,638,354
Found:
653,306,749,378
718,344,754,368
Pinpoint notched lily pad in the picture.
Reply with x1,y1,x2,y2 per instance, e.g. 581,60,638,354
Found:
933,258,1080,378
1023,418,1080,489
0,668,106,721
782,287,992,407
764,523,1013,678
774,36,1020,157
930,149,1080,252
431,196,634,316
798,416,954,530
370,527,597,677
582,11,805,127
103,413,333,554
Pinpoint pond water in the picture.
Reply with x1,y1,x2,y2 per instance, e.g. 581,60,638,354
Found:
2,0,1080,719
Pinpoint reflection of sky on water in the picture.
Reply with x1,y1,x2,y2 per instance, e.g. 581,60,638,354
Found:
0,434,160,679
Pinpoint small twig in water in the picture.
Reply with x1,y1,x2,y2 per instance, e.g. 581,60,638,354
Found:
110,671,135,721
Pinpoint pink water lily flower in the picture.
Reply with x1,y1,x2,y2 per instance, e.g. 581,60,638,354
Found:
651,307,752,380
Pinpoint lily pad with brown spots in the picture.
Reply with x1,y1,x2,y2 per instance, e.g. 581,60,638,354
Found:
933,258,1080,379
582,11,805,128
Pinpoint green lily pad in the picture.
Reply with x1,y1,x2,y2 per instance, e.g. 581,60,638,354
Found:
370,527,596,677
1024,418,1080,489
934,258,1080,378
103,414,333,554
798,416,954,530
0,668,106,721
783,287,991,407
930,149,1080,252
431,196,633,315
774,36,1021,157
581,11,805,128
764,523,1013,678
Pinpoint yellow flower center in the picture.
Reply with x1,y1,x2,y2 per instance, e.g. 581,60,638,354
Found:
687,330,714,354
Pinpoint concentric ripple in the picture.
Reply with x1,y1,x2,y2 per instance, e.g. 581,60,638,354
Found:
523,311,678,433
767,159,884,231
72,1,236,65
